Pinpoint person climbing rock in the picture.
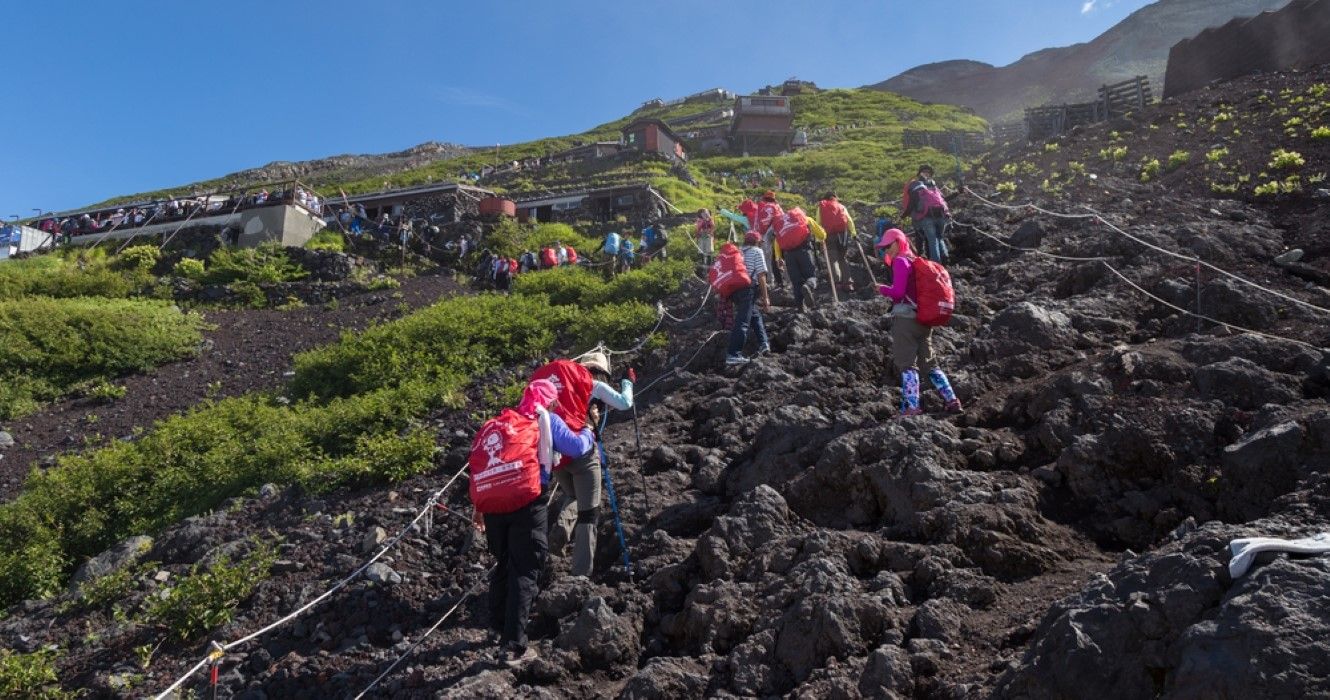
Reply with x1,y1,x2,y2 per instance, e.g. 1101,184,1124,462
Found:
530,351,634,577
642,221,669,262
725,230,772,366
468,378,595,667
901,164,952,263
772,208,827,313
754,191,786,289
818,192,857,292
876,228,963,416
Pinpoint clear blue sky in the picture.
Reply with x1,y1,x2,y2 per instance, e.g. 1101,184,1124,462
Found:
0,0,1152,215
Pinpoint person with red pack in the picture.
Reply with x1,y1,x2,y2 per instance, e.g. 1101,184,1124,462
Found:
529,351,634,577
468,378,595,666
818,192,857,292
724,230,772,365
876,228,962,416
771,207,828,312
754,191,786,289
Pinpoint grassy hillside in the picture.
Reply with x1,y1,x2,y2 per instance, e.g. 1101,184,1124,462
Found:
85,89,986,215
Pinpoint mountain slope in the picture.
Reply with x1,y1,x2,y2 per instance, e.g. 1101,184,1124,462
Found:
871,0,1292,123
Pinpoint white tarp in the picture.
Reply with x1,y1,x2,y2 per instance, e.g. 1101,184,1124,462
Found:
1229,532,1330,578
0,225,54,260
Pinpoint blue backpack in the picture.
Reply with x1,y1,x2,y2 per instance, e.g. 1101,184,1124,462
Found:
603,232,621,255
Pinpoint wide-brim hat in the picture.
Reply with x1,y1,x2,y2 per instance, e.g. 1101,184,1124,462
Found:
575,350,611,375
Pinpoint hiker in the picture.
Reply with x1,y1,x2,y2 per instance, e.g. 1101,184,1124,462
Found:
540,246,558,269
556,242,569,266
901,164,952,263
495,257,513,292
642,221,668,261
818,192,857,292
876,228,962,416
725,231,772,365
738,197,759,232
468,378,595,667
531,352,634,577
695,208,716,268
754,191,785,289
772,208,827,312
617,239,636,274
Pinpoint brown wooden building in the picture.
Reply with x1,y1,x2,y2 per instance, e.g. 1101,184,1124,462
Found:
621,118,687,161
731,95,795,155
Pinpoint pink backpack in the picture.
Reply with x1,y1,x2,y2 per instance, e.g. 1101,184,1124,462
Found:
910,182,950,221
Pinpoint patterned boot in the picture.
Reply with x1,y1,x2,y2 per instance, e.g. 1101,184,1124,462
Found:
900,369,923,417
929,368,963,413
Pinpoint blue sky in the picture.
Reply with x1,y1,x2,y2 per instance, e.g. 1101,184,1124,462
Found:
0,0,1151,215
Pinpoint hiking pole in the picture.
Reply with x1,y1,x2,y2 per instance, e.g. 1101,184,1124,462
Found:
819,238,840,305
595,436,634,580
854,235,881,288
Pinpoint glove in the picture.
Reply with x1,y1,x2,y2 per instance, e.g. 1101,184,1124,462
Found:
627,368,637,382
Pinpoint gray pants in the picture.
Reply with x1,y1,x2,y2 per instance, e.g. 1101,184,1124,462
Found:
892,315,935,375
549,448,601,577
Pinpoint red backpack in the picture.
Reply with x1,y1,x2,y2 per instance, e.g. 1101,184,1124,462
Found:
907,181,950,221
775,208,811,251
708,243,752,299
911,257,955,326
530,359,593,432
756,200,784,235
469,409,543,515
566,246,578,264
540,247,558,268
819,200,850,234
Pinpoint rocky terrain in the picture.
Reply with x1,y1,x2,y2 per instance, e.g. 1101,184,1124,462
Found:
3,57,1330,700
873,0,1291,122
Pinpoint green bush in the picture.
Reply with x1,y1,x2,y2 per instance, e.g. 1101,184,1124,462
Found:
0,648,72,699
173,257,206,281
304,228,346,252
1269,148,1306,170
0,297,204,418
1166,150,1191,171
143,542,275,641
0,250,138,301
113,245,161,273
203,243,306,285
1139,158,1161,183
511,266,602,306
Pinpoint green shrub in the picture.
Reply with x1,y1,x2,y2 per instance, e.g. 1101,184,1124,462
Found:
203,243,306,285
573,302,658,349
511,266,603,306
1166,150,1191,171
114,245,161,273
0,648,72,699
304,228,346,252
1099,146,1128,162
1139,158,1161,182
70,562,141,612
86,381,128,403
1206,147,1229,164
1269,148,1306,170
172,257,206,281
143,541,275,641
0,297,204,418
1311,126,1330,140
0,251,137,301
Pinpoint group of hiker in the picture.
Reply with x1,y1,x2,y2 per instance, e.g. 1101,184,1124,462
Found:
464,163,961,668
601,221,670,274
467,351,634,666
474,242,583,290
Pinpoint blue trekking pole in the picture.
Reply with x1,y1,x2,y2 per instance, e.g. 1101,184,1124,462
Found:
596,413,634,579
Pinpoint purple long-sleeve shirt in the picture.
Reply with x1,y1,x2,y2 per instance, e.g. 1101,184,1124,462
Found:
879,255,917,307
548,412,595,458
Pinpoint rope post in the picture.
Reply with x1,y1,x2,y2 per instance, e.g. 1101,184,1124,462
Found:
1195,259,1203,333
208,642,224,700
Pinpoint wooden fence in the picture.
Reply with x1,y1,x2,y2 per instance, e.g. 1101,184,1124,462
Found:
901,130,991,155
1024,76,1152,141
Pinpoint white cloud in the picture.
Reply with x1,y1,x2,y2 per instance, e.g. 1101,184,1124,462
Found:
1081,0,1097,14
1082,0,1118,14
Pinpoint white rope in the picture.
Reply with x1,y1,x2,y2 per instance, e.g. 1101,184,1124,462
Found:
352,563,497,700
150,464,471,699
636,331,724,396
661,284,713,323
952,220,1111,262
963,187,1330,317
1101,263,1326,351
1083,205,1330,318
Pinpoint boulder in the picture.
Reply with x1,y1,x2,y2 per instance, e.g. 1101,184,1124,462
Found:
1194,358,1301,410
618,657,709,700
1009,220,1045,249
364,563,401,585
556,596,642,669
0,431,13,449
858,644,915,698
70,535,153,587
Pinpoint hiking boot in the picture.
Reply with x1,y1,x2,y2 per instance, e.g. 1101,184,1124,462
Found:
502,644,539,668
756,345,772,356
725,355,751,366
944,399,964,414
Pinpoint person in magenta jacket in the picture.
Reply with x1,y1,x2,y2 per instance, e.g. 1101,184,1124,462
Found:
877,228,962,416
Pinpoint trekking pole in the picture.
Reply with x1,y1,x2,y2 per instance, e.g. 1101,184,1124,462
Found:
854,235,881,288
595,436,634,580
819,238,840,304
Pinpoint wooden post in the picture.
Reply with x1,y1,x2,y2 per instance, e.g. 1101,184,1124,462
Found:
820,239,840,305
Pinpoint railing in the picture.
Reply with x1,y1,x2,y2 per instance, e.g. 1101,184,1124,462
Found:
1023,76,1152,141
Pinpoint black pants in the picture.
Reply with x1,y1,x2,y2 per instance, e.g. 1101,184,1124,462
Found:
784,244,817,309
484,496,548,647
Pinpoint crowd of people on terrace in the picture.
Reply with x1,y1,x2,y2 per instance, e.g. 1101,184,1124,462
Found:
28,186,321,244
